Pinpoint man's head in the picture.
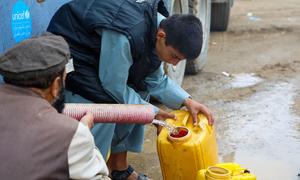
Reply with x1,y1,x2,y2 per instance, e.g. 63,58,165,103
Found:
156,14,203,65
0,33,70,112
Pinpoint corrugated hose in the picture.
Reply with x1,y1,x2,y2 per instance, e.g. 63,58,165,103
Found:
63,103,155,124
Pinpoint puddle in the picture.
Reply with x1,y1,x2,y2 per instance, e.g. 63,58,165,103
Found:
226,73,264,89
215,81,300,180
130,80,300,180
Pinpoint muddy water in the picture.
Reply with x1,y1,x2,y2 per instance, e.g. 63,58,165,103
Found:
129,78,300,180
214,76,300,180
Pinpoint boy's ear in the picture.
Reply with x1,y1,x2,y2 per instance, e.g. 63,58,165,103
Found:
157,29,166,39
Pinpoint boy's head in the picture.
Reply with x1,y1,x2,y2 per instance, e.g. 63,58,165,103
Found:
156,14,203,65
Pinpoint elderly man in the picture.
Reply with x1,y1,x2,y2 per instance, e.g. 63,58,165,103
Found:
0,34,110,180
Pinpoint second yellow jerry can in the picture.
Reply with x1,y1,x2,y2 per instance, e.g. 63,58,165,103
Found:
196,163,256,180
157,110,219,180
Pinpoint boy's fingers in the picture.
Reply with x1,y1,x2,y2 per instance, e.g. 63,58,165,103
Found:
192,113,198,125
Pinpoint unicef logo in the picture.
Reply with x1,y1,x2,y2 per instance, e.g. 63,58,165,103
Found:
25,10,30,19
11,0,32,43
12,10,30,20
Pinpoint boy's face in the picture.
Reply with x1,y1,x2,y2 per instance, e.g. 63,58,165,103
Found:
155,29,185,65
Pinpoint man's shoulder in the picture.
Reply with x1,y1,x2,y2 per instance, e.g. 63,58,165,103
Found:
42,109,79,131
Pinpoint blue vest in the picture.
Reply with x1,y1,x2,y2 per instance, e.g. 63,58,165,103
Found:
48,0,169,103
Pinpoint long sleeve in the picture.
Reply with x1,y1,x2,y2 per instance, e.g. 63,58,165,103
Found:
98,29,157,112
145,63,190,109
68,123,110,180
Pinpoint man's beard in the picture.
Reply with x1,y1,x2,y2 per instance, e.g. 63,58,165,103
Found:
51,87,66,113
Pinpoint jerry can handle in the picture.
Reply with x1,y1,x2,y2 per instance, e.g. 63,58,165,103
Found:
198,120,212,135
181,112,190,126
183,112,212,135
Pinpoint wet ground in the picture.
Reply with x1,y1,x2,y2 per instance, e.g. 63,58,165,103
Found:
129,0,300,179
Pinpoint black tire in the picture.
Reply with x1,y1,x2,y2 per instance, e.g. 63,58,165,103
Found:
185,0,211,75
185,57,200,75
210,2,230,31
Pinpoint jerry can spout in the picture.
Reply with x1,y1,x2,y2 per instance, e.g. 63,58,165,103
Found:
167,126,191,143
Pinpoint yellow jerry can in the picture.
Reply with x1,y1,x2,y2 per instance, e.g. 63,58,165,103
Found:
157,110,218,180
196,163,256,180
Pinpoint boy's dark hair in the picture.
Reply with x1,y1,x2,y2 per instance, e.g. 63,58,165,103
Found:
4,68,65,89
159,14,203,60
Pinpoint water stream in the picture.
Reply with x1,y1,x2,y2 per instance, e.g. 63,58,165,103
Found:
152,119,179,135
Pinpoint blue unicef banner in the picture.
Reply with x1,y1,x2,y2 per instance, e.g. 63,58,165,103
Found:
11,0,32,43
1,0,72,54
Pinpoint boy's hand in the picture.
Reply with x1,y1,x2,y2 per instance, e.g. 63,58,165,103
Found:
155,109,176,120
154,109,176,135
183,98,214,126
